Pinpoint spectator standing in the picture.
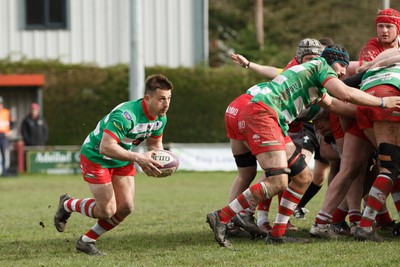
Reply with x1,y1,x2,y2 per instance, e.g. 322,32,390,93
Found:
21,103,48,146
0,96,14,176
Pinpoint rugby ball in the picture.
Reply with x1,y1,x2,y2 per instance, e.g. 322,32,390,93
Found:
152,150,179,178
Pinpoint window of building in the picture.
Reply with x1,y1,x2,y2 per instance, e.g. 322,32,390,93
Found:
25,0,67,30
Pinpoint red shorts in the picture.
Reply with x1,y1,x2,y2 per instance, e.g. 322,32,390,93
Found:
80,154,136,184
346,121,369,141
357,85,400,129
329,113,344,140
225,94,252,140
288,121,303,134
238,102,291,155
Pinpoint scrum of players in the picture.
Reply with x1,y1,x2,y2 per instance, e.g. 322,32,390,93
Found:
206,8,400,246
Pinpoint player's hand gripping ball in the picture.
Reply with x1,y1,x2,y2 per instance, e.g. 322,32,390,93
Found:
152,150,179,178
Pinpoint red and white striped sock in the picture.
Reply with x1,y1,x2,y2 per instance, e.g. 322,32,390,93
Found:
348,209,361,225
64,197,96,218
360,174,393,228
271,185,302,238
220,182,269,224
332,207,348,224
315,210,333,226
256,197,272,225
82,214,124,242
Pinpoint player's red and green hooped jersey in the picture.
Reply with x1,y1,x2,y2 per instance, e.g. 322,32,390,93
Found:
81,99,166,168
246,85,323,123
360,63,400,91
249,57,337,135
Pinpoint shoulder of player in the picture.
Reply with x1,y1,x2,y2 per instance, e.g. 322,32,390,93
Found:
359,38,383,55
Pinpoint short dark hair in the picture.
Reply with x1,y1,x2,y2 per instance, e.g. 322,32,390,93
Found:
145,74,173,94
318,37,334,46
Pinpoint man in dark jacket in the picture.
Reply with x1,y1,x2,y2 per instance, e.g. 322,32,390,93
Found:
21,103,48,146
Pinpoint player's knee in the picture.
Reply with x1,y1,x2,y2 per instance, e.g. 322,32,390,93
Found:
378,143,400,181
277,182,289,193
234,152,257,168
274,177,289,193
95,206,117,219
118,204,135,217
262,169,289,194
290,166,312,187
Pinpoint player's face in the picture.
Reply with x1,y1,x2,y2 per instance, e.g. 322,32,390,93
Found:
145,89,172,117
376,23,398,45
301,54,319,63
331,62,347,80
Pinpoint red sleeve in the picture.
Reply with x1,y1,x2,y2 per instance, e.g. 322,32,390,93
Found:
358,37,384,64
283,58,300,70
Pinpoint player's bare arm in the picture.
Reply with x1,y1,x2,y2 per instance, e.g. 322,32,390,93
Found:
324,77,400,108
146,135,164,151
230,53,281,79
318,94,356,118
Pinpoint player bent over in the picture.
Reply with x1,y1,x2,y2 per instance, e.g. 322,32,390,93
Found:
353,63,400,241
54,74,173,255
206,45,400,247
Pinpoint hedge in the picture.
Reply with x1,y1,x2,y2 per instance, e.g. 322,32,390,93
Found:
0,60,265,145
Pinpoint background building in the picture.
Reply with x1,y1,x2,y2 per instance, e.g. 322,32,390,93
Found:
0,0,209,174
0,0,208,67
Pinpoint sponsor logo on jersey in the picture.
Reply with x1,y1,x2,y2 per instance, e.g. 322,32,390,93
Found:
226,106,239,116
132,133,150,139
278,80,301,102
123,111,132,120
113,121,122,131
131,122,163,133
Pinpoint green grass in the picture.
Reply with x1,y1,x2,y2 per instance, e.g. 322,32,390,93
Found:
0,172,399,266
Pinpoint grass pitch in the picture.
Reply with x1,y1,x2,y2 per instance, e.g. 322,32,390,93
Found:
0,171,399,266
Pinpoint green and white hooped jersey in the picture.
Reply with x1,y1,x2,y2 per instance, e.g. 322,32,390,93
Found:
360,63,400,91
81,99,166,168
250,57,337,134
246,84,323,123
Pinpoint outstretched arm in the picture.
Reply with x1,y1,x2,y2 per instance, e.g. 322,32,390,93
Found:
357,48,400,72
230,53,282,80
324,77,400,108
318,94,356,118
